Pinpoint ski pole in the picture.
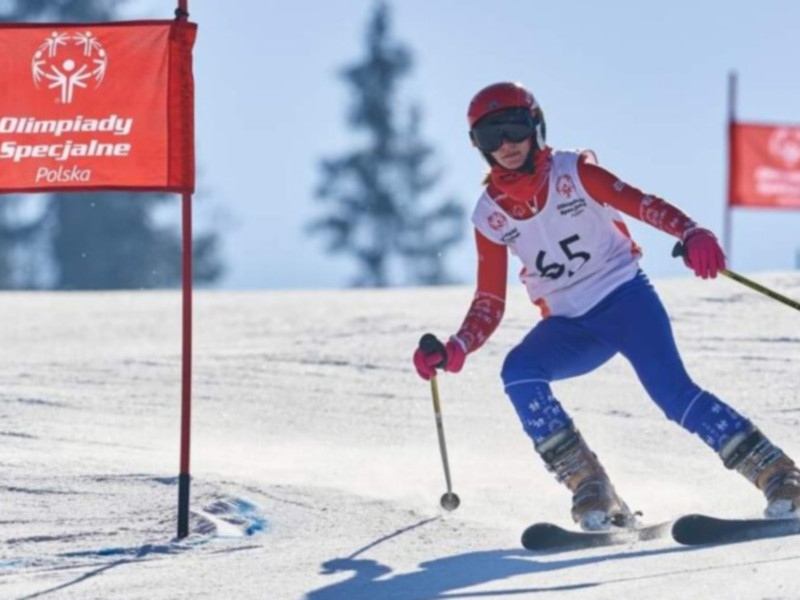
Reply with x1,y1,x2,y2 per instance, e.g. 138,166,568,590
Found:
419,333,461,511
717,269,800,312
672,242,800,313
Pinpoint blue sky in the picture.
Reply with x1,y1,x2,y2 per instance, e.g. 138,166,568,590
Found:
135,0,800,289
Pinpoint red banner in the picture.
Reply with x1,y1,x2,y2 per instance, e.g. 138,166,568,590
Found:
729,122,800,209
0,20,196,193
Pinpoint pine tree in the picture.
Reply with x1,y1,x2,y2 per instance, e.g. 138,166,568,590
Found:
0,198,49,288
0,0,223,289
312,1,464,287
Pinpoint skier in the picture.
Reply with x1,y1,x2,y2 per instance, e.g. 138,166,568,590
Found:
413,82,800,531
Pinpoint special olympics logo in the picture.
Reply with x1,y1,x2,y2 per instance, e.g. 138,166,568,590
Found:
487,212,507,230
768,128,800,169
32,31,108,104
556,174,575,198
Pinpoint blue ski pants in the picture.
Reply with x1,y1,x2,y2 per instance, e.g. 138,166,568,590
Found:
501,271,749,452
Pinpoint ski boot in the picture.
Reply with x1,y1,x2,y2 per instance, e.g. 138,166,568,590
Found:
719,427,800,518
536,425,636,531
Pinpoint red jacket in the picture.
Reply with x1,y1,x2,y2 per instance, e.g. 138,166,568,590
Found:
454,151,697,354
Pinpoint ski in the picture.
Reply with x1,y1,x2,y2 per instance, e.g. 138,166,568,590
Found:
521,520,672,553
671,513,800,547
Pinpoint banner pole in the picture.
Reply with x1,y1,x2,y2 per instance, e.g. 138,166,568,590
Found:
178,190,193,539
176,0,192,540
724,71,737,265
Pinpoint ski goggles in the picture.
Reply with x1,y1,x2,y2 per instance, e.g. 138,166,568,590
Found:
470,109,536,153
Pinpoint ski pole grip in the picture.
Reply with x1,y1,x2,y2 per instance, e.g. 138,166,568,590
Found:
673,239,799,312
419,333,447,368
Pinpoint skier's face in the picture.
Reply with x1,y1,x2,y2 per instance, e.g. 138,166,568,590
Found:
490,137,532,171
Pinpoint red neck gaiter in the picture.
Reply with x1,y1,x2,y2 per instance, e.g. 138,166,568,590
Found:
489,146,553,204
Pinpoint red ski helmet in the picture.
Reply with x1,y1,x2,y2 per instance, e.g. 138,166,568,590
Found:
467,82,541,129
467,82,546,169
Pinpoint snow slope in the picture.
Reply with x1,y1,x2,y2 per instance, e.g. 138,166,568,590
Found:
1,272,799,599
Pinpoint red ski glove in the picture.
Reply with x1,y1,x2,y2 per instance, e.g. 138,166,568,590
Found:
681,228,726,279
413,334,466,380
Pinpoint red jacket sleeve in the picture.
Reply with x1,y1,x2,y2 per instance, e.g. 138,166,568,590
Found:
577,157,697,239
453,229,508,354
